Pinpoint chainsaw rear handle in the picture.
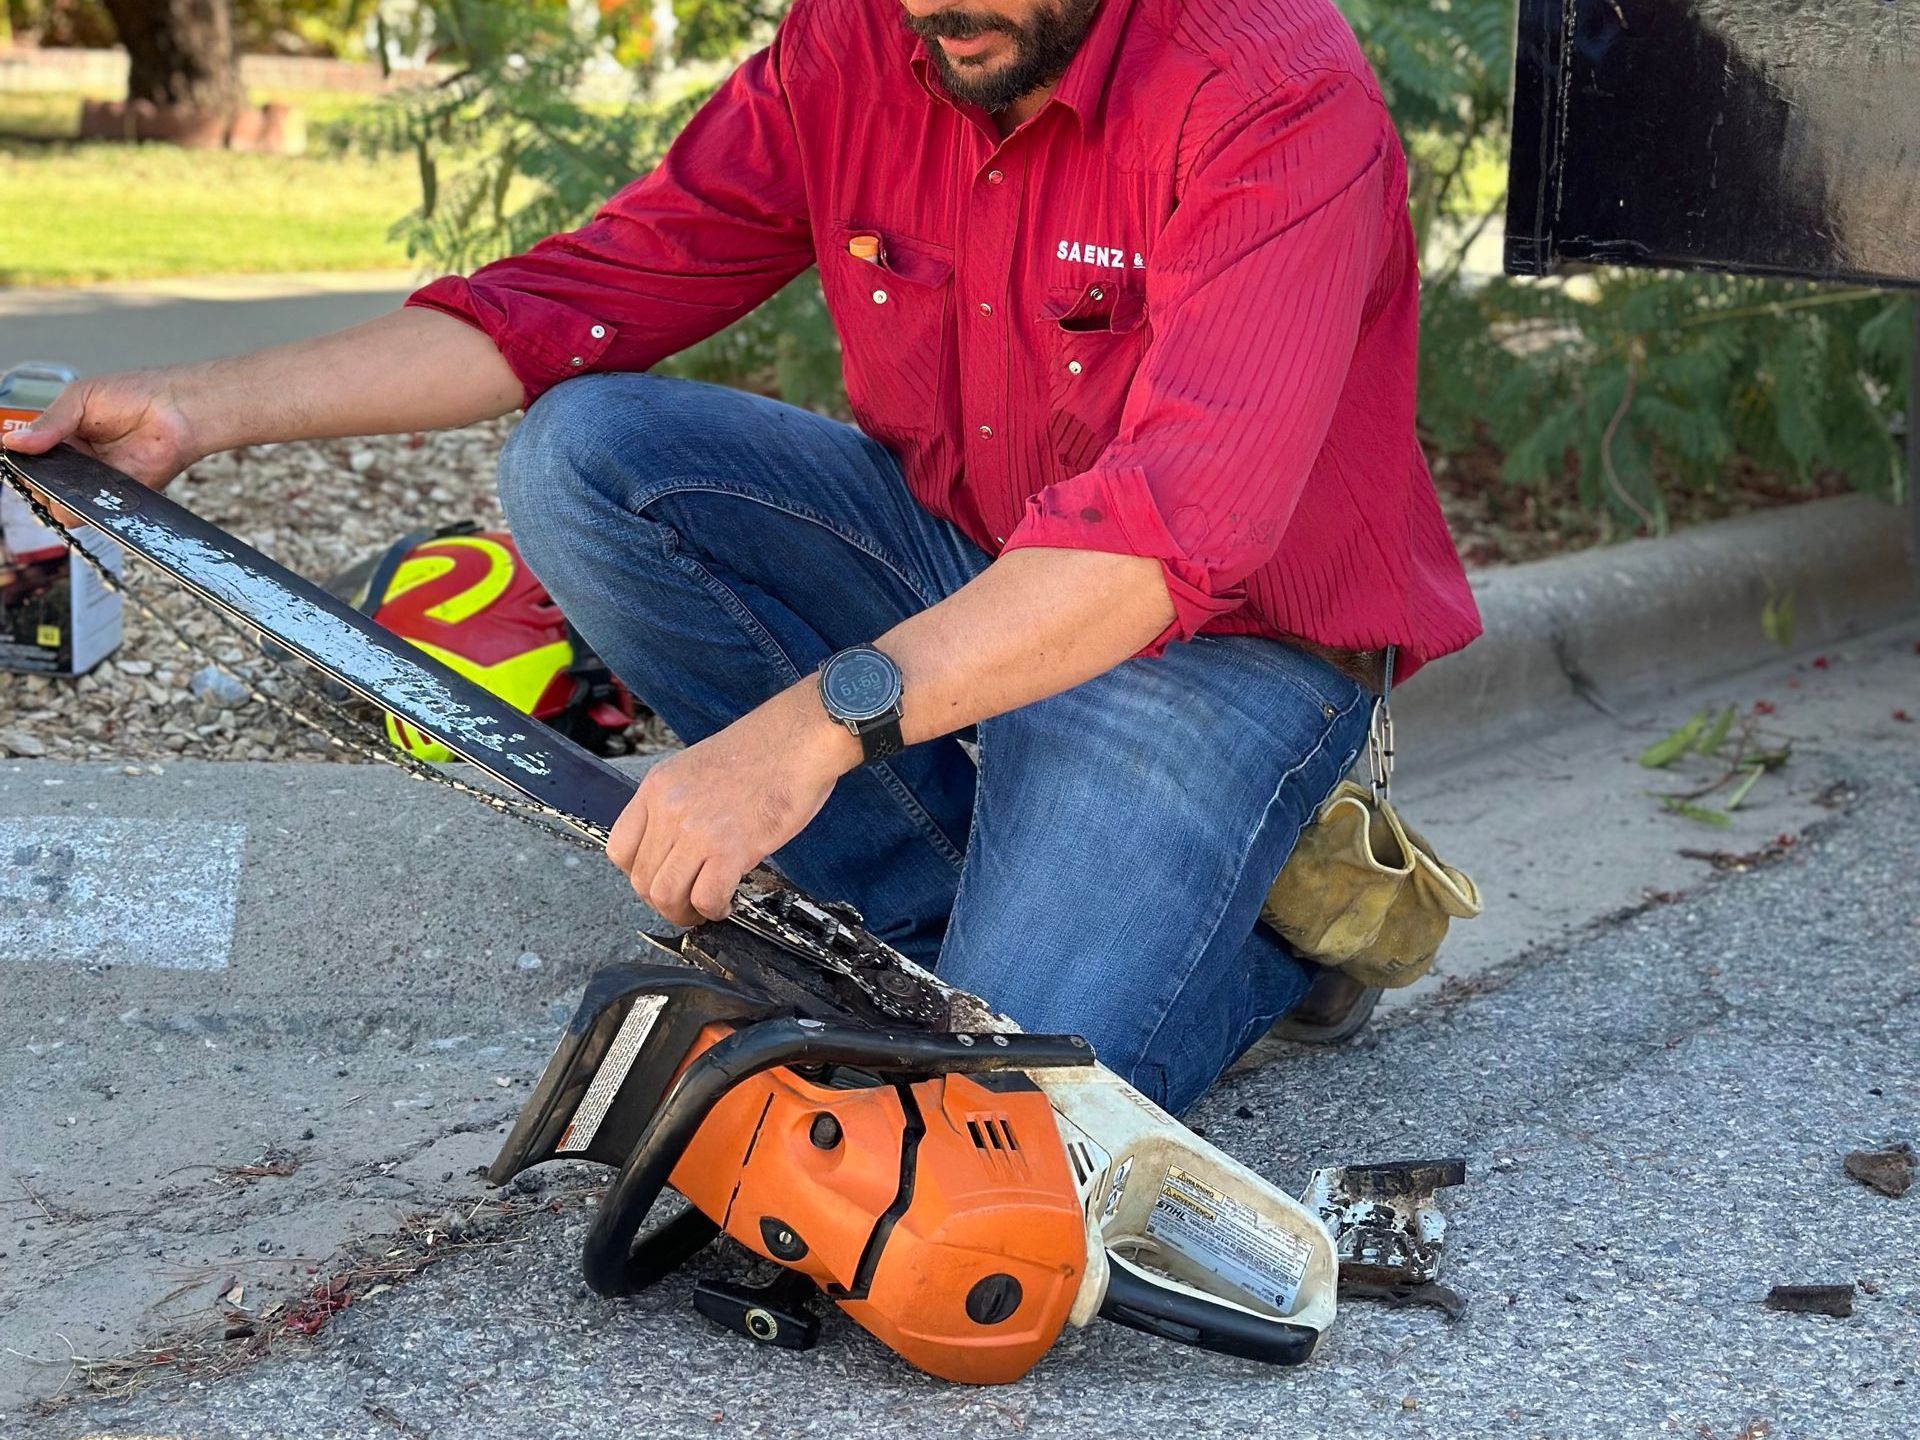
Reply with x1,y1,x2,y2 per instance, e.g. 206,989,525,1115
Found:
582,1015,1096,1297
1098,1255,1321,1367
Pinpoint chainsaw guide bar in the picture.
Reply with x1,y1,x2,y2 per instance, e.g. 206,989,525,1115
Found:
4,443,1347,1384
4,443,633,831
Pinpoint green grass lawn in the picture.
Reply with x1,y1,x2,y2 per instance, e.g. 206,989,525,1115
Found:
0,90,423,285
0,90,100,140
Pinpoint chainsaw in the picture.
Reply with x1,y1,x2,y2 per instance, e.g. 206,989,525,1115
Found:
3,443,1344,1384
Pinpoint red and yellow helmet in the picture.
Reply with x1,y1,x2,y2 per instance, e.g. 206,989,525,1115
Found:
349,526,635,762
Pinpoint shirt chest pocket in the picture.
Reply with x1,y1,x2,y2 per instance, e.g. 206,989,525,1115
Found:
821,223,954,451
1042,282,1149,476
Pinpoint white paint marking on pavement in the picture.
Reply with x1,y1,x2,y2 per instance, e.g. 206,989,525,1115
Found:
0,818,245,971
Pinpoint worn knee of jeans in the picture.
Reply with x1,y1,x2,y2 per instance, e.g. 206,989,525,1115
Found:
498,386,589,562
495,378,677,597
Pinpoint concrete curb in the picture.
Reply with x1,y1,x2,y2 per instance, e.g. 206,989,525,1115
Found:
1397,493,1920,764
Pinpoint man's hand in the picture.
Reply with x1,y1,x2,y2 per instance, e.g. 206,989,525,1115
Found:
608,682,861,926
0,368,208,491
2,308,524,501
2,368,211,525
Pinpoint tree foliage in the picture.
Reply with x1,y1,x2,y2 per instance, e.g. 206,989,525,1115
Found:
365,0,1914,528
1424,275,1911,527
5,0,121,46
1338,0,1511,261
348,0,844,411
671,0,784,62
350,6,683,269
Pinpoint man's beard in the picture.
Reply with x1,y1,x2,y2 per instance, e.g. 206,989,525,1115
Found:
903,0,1103,113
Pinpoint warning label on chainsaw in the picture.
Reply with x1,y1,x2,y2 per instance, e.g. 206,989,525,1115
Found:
1145,1166,1314,1313
560,993,666,1154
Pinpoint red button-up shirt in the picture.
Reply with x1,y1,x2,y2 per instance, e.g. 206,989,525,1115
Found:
408,0,1481,675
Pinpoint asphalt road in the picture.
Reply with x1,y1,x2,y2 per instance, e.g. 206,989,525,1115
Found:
5,622,1914,1425
0,272,417,379
7,265,1917,1440
0,761,649,1416
22,735,1920,1439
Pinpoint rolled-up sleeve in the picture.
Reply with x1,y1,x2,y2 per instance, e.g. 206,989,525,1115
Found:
999,70,1391,653
406,6,816,409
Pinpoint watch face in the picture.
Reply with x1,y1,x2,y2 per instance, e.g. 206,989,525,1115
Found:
821,647,902,722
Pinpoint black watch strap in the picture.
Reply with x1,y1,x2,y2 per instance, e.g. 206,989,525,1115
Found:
853,713,904,765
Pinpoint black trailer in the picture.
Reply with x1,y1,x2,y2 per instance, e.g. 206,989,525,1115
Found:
1504,0,1920,548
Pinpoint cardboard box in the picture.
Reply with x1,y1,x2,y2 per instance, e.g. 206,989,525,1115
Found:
2,404,125,677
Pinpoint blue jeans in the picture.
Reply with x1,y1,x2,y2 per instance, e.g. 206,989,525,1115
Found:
498,374,1371,1113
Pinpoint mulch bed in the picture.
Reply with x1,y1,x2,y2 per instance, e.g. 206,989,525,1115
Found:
1,420,1847,763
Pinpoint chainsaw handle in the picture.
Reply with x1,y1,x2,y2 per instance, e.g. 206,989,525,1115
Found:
582,1016,1095,1297
1098,1255,1321,1367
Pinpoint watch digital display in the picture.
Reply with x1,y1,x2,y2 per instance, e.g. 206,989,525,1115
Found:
821,646,901,722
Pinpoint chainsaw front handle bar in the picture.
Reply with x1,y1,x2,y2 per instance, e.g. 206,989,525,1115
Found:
1099,1254,1321,1367
581,1016,1096,1297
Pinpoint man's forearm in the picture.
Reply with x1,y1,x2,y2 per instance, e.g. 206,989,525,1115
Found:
884,548,1175,745
762,548,1178,777
608,545,1178,923
183,308,523,455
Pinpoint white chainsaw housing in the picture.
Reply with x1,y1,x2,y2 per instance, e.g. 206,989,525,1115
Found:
1045,1072,1339,1337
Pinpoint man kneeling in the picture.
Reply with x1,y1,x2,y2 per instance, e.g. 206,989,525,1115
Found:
5,0,1480,1111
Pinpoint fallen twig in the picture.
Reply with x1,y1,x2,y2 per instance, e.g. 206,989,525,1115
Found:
1679,834,1798,872
14,1175,58,1224
364,1401,432,1438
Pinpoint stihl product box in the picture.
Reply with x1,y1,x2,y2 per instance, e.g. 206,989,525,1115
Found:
1,363,124,677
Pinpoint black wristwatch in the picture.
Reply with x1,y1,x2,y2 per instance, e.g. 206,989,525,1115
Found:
818,644,905,765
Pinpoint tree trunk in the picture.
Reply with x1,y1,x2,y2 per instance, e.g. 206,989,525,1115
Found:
101,0,243,118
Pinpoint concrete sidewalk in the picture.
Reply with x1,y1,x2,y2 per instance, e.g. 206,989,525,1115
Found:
0,271,420,377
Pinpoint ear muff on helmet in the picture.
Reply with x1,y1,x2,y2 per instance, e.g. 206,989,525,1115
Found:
341,525,636,762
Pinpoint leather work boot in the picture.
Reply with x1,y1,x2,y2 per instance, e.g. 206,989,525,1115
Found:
1266,967,1382,1046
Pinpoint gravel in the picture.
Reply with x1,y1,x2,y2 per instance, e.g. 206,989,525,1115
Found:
1,419,666,762
0,414,1840,766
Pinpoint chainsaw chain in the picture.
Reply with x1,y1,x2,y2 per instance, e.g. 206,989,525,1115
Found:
726,873,946,1026
1,449,608,855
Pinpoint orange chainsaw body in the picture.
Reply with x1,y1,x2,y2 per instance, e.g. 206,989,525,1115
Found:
668,1024,1088,1385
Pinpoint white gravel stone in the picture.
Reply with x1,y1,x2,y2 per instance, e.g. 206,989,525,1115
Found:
190,665,251,707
